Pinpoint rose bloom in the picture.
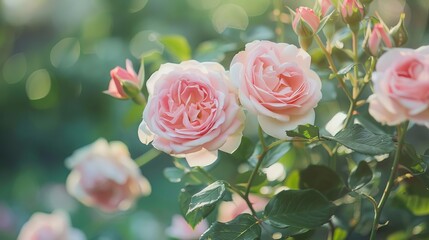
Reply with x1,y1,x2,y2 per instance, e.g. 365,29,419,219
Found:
66,138,151,212
104,59,142,99
17,210,86,240
217,194,268,223
139,60,245,167
230,40,322,139
165,215,208,240
368,46,429,127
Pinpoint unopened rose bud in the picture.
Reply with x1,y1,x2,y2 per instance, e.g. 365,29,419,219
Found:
292,7,320,38
389,13,408,47
104,59,144,100
364,23,393,56
341,0,364,31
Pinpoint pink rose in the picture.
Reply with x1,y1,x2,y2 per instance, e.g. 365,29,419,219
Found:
66,139,151,212
292,7,320,37
17,210,86,240
217,194,268,223
104,59,143,99
165,215,208,240
367,23,393,56
230,40,322,139
368,46,429,127
138,60,245,167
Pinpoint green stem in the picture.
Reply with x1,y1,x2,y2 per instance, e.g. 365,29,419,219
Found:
131,92,147,106
135,148,161,167
369,121,409,240
314,35,353,102
258,126,267,150
245,150,267,199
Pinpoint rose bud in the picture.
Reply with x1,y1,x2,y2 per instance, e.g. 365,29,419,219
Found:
292,7,320,50
17,210,86,240
66,138,151,212
104,59,146,105
341,0,364,31
364,23,393,56
389,13,408,47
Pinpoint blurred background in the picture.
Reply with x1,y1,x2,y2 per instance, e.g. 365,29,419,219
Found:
0,0,428,239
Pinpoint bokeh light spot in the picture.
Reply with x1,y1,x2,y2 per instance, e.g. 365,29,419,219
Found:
232,0,271,16
50,38,80,68
3,53,27,84
130,31,164,58
212,4,248,33
187,0,220,10
129,0,148,13
26,69,51,100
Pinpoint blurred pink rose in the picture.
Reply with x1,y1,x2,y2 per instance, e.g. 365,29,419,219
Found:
138,60,245,167
319,0,333,16
292,7,320,36
230,40,322,139
368,46,429,127
104,59,143,99
165,215,208,240
218,194,268,223
368,23,393,56
66,139,151,212
17,210,85,240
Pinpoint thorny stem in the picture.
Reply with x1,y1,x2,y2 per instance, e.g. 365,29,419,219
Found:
369,121,409,240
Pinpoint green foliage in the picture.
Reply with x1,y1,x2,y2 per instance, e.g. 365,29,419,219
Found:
187,181,227,215
299,165,348,200
348,161,373,191
286,124,320,141
264,189,336,229
179,185,216,228
323,124,395,155
200,214,261,240
160,35,192,62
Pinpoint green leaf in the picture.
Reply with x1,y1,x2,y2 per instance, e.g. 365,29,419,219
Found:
160,35,191,61
264,189,336,229
187,181,226,215
394,179,429,216
299,165,348,200
323,124,395,155
181,168,214,185
348,161,373,191
399,145,429,189
200,214,261,240
333,228,348,240
286,124,320,141
232,136,255,162
163,167,185,183
261,142,291,168
179,185,215,228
